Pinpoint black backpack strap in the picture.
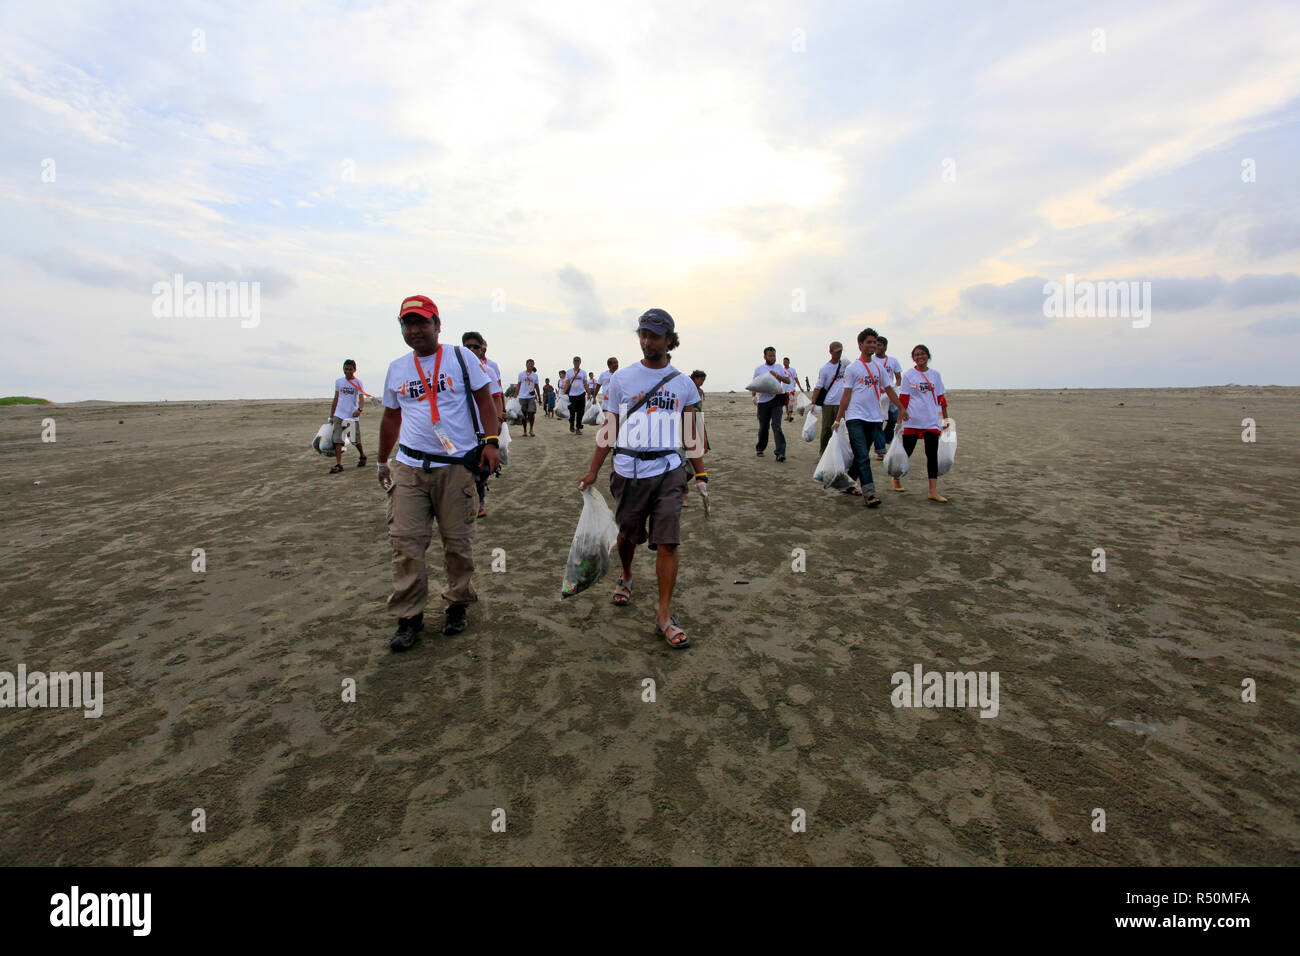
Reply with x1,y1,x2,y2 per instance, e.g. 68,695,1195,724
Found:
451,345,484,437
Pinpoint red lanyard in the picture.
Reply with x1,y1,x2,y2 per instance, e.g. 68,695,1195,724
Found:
914,368,940,406
859,358,882,398
342,376,371,398
411,348,445,426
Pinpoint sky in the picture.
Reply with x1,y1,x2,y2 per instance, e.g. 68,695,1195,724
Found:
1,0,1298,401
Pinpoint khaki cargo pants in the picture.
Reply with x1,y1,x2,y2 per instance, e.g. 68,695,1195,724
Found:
386,460,478,617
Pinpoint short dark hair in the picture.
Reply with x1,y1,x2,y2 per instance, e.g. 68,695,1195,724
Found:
608,357,618,368
912,343,931,360
877,336,888,347
690,369,706,380
462,331,484,346
764,345,776,353
343,359,355,368
857,327,878,345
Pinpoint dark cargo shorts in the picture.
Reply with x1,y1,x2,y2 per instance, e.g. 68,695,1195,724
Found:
609,465,688,550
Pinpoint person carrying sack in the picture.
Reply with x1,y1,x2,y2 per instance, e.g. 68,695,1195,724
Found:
577,309,707,650
376,294,502,651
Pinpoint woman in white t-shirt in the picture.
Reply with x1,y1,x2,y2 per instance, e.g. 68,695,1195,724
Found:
892,344,952,502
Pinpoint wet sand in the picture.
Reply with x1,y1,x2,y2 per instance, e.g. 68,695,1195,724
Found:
0,387,1296,865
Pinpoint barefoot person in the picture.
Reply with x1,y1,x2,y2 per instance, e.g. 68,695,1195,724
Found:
516,359,541,436
327,359,369,473
754,346,791,461
377,295,501,651
871,335,903,460
577,308,706,649
891,344,952,502
834,328,906,509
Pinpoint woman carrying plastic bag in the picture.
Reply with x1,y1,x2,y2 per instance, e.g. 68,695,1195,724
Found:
891,343,953,502
561,486,620,597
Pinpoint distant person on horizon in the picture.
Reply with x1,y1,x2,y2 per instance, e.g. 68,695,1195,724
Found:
754,346,791,461
892,344,952,503
781,356,800,422
543,378,556,418
578,309,706,649
377,294,500,651
517,359,541,436
561,357,588,433
327,359,368,474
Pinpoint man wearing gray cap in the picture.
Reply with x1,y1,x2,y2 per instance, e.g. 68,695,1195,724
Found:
577,308,707,650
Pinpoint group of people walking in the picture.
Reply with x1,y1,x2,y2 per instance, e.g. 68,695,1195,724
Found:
324,297,950,656
752,330,951,507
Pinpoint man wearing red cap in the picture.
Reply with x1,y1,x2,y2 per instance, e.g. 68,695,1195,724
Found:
377,295,502,651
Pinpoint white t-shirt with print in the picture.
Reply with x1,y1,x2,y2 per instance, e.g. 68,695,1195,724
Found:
596,369,615,409
815,360,849,406
383,346,491,469
517,370,539,398
782,366,798,394
841,357,891,423
878,355,902,386
753,362,789,403
563,369,587,397
334,376,365,420
483,358,502,396
605,363,702,479
900,367,947,431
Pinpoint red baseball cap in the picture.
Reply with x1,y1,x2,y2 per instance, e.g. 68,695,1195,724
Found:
398,294,439,320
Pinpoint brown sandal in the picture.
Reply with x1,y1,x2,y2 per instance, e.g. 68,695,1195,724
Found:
612,579,633,606
658,616,690,649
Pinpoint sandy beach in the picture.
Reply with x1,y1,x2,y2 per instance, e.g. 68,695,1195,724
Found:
0,387,1296,866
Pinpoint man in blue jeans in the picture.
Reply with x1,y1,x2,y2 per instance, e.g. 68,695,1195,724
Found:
834,327,906,507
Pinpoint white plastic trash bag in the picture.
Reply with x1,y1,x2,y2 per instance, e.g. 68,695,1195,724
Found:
555,393,570,417
497,421,511,467
936,418,956,476
795,391,811,414
812,422,853,487
312,422,350,456
879,392,892,418
506,397,523,424
595,409,607,426
561,487,620,597
745,373,784,395
801,406,819,442
883,430,909,478
583,401,600,425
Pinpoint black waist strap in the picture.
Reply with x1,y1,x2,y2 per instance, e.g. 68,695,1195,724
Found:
400,443,480,471
614,447,676,461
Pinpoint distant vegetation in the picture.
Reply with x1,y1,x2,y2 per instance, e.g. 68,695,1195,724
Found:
0,396,51,405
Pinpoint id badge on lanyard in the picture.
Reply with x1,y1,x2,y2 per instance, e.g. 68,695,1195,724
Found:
413,349,457,454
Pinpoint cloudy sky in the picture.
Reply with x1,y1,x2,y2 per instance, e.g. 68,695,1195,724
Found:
1,0,1298,400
